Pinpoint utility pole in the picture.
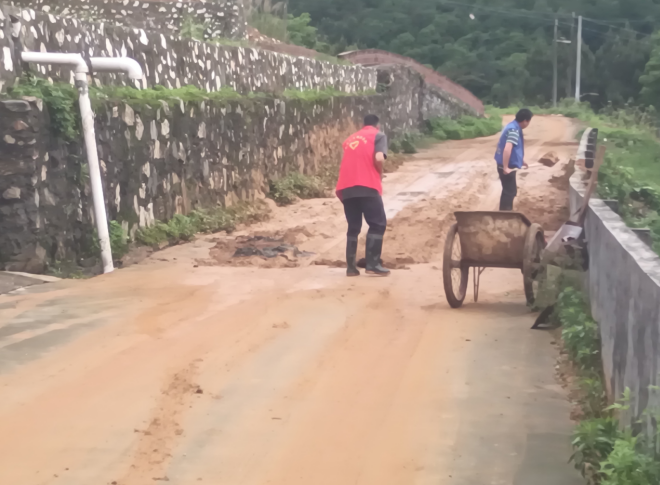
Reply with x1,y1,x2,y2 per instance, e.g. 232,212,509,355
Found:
575,15,583,102
553,18,558,107
567,12,575,98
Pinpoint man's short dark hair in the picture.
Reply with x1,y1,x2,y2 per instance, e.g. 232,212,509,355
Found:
516,109,533,123
364,114,380,127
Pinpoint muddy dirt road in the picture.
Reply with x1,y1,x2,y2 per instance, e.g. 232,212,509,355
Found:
0,116,583,485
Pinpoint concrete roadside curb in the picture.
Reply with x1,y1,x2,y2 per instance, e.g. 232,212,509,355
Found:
0,271,61,295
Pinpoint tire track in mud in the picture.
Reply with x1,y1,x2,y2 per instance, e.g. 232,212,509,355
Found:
119,360,202,485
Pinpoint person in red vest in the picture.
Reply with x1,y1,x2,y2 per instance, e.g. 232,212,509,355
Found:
335,114,390,277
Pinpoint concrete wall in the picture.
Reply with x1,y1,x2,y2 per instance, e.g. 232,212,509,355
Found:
9,0,248,40
0,4,376,94
570,173,660,424
0,66,423,272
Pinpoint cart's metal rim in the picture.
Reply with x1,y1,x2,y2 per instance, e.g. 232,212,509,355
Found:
454,210,532,227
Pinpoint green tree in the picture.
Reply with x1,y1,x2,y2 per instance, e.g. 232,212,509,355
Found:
288,0,660,108
287,12,318,48
640,32,660,108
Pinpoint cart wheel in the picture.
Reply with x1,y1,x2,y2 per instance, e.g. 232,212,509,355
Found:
523,223,545,306
443,223,469,308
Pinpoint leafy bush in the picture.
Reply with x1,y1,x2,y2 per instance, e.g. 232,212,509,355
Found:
559,284,660,484
109,221,129,259
249,11,289,43
390,132,434,154
600,436,660,485
571,417,622,482
269,172,325,205
580,375,609,419
557,287,601,372
163,214,198,241
135,222,171,247
400,133,418,154
180,15,207,40
429,115,502,141
8,76,80,141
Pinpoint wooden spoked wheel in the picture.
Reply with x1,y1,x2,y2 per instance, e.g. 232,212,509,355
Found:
523,223,546,306
443,223,469,308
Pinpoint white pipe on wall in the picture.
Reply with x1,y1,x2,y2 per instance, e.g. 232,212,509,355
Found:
90,57,143,80
20,52,88,73
75,72,115,274
20,51,144,275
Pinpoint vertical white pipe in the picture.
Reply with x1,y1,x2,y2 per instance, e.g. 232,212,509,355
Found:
575,15,583,102
21,52,143,275
75,72,114,274
553,18,558,108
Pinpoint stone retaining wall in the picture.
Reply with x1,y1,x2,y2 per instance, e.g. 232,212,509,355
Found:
0,5,484,272
9,0,248,40
338,49,484,117
0,66,421,272
0,4,376,94
570,173,660,425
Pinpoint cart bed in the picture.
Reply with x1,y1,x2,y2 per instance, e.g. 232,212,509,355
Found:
455,211,532,268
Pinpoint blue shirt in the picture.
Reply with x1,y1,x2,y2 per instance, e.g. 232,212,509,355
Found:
495,120,525,169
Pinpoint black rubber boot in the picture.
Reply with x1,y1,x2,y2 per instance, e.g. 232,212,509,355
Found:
346,236,360,277
365,233,390,277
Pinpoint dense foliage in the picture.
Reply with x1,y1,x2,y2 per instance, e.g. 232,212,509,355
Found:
556,287,660,485
289,0,660,108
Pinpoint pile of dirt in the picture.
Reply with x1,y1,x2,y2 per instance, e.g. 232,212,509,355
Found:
517,160,573,232
549,158,576,189
197,227,316,269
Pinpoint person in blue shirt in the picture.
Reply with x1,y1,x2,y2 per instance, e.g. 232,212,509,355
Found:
494,109,533,211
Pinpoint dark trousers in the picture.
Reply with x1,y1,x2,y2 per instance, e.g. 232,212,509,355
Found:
498,167,518,211
342,196,387,237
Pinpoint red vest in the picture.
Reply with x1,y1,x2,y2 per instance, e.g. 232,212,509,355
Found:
335,126,382,197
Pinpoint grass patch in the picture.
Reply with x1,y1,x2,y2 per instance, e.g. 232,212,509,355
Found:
93,85,243,107
136,202,269,247
282,88,376,102
4,77,377,148
45,260,89,279
268,172,326,206
428,115,502,141
390,132,436,154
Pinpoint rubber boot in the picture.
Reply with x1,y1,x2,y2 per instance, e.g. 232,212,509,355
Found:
365,233,390,277
346,236,360,277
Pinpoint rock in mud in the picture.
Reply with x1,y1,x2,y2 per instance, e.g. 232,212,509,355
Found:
539,151,560,167
314,259,345,268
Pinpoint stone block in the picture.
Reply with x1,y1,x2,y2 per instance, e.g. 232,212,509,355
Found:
2,187,21,199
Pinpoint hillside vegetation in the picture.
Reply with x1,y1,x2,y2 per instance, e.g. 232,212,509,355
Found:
288,0,660,110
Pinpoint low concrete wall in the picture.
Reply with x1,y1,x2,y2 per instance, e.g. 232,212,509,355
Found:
570,173,660,423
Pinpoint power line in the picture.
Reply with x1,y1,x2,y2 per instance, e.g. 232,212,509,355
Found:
436,0,654,39
583,17,652,38
436,0,573,26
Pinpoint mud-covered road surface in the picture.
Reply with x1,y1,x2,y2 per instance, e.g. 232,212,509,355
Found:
0,116,583,485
